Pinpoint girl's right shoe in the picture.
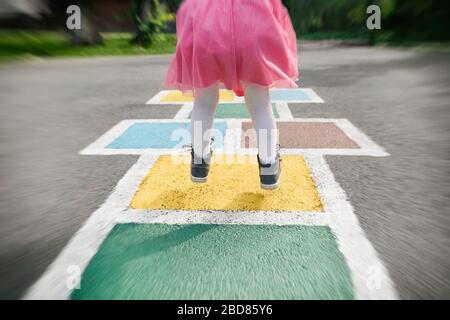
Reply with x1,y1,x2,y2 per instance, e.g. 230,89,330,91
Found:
257,153,281,190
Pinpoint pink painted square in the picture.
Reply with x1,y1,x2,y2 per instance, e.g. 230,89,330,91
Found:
241,122,360,149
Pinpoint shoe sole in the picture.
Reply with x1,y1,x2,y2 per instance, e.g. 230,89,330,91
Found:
191,176,208,183
260,181,280,190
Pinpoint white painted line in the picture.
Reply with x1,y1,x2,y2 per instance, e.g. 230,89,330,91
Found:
79,119,136,155
174,103,193,119
305,155,398,300
118,209,329,226
302,88,325,103
23,154,159,300
275,102,294,119
334,119,389,157
145,90,169,104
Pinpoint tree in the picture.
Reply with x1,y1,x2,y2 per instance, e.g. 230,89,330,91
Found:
131,0,169,46
131,0,173,46
130,0,152,45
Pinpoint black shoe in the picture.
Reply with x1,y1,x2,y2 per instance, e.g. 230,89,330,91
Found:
190,148,212,183
257,152,281,190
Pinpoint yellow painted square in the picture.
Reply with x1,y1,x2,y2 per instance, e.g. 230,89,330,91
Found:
160,90,236,103
130,155,323,212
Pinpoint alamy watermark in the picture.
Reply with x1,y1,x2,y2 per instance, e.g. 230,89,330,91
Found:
366,265,382,290
66,264,81,290
367,5,382,30
66,5,81,30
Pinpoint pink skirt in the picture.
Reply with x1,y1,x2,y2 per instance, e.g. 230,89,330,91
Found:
164,0,299,97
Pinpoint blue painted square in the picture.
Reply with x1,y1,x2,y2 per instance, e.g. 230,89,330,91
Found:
270,89,311,102
107,122,227,149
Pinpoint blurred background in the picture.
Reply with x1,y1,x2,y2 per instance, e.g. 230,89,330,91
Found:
0,0,449,60
0,0,449,300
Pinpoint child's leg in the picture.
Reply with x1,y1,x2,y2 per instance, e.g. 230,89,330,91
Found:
191,85,219,159
244,84,278,164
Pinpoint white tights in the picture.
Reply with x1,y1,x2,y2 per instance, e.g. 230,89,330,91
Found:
191,84,278,164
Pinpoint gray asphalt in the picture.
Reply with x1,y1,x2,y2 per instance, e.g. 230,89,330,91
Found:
0,44,449,299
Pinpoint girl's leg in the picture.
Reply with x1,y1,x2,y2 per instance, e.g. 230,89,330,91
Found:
191,85,219,159
244,84,278,164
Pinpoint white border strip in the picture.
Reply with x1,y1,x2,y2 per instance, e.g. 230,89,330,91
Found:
117,209,329,226
275,102,294,119
145,90,170,104
305,155,398,300
173,103,193,119
146,89,324,105
80,118,389,157
301,88,325,103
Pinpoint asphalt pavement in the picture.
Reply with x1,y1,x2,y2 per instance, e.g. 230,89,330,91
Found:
0,44,449,299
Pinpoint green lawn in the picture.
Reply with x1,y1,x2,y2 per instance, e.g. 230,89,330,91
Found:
2,30,448,62
0,31,177,60
298,31,368,41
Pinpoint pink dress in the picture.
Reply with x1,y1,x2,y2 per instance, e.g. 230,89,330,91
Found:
164,0,299,97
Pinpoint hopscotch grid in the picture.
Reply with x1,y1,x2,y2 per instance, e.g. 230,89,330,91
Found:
25,89,397,300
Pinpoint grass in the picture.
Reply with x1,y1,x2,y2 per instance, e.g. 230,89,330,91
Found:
297,30,450,52
0,30,177,61
2,30,448,62
298,31,368,41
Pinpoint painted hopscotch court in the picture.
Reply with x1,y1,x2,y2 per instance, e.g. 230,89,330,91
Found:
25,89,398,300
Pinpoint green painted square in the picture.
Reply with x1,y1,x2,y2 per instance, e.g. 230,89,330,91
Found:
190,103,279,119
71,224,353,300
